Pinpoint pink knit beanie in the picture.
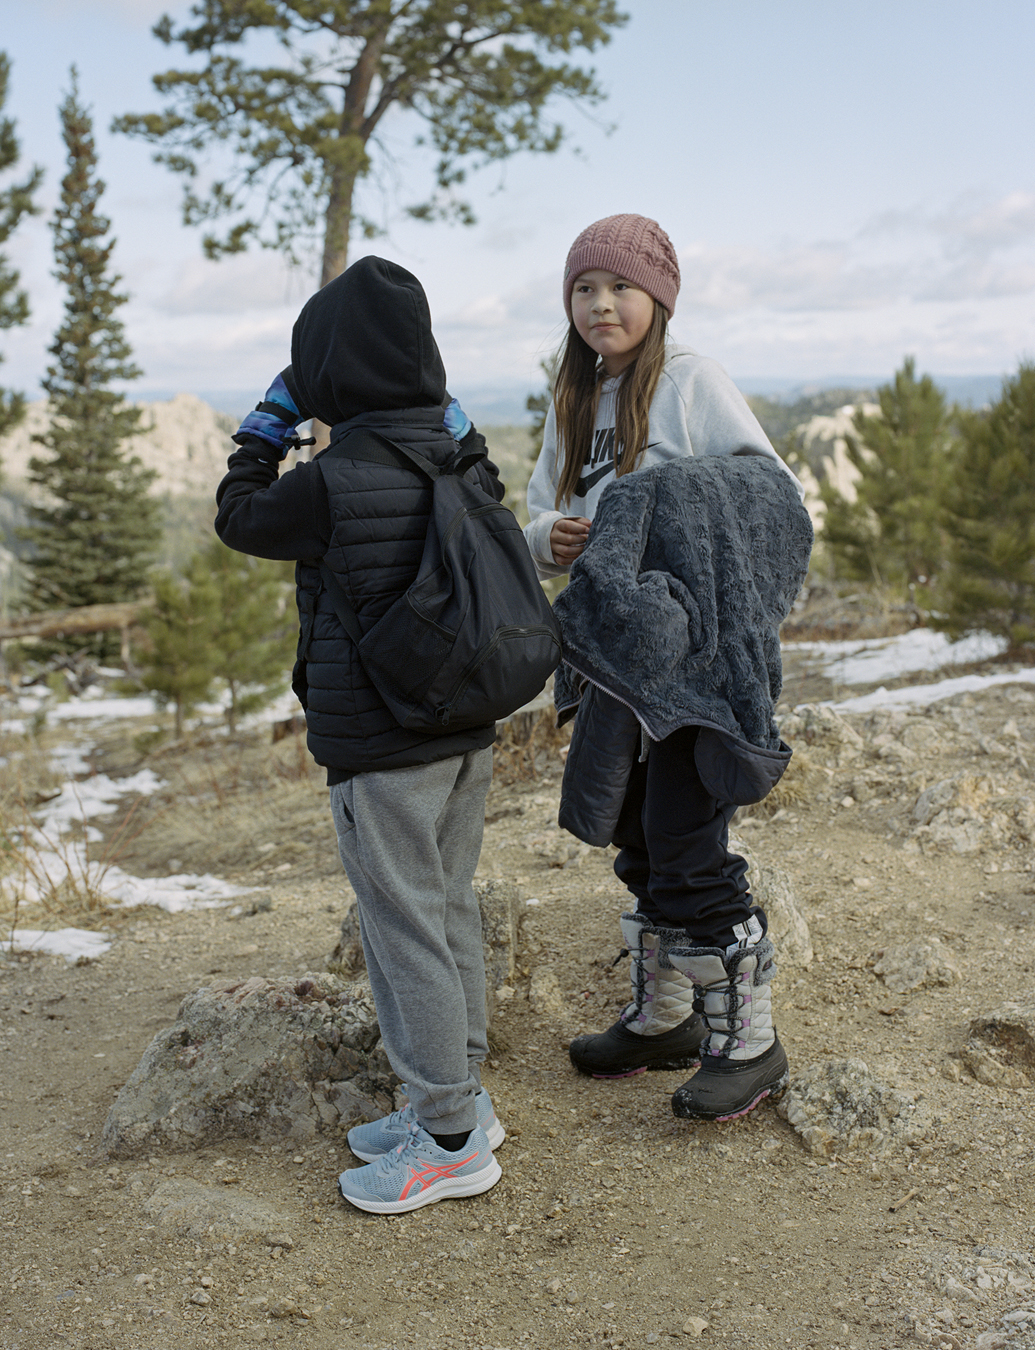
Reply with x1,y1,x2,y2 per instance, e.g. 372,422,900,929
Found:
563,214,680,320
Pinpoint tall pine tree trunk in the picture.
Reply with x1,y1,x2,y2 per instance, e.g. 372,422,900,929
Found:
310,27,386,452
311,169,358,453
320,170,356,289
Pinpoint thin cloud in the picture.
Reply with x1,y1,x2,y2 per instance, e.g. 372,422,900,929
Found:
155,253,316,317
674,190,1035,316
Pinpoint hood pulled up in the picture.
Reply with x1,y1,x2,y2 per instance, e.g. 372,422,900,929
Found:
290,255,447,426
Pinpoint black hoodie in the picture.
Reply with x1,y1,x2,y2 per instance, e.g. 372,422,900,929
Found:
215,256,504,778
291,255,447,425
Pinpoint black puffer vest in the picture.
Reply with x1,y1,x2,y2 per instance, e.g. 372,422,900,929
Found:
295,410,502,777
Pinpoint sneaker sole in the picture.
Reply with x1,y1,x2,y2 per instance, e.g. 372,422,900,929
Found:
348,1116,506,1163
337,1157,502,1215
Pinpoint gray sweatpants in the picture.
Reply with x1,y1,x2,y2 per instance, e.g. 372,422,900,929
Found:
329,747,493,1137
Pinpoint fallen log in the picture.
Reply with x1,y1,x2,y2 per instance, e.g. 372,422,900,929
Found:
0,601,144,642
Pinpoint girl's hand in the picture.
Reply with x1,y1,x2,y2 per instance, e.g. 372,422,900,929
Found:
550,516,592,565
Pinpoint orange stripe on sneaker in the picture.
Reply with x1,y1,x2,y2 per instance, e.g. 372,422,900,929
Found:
397,1150,479,1201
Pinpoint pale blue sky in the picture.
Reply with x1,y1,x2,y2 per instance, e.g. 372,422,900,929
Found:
2,0,1034,415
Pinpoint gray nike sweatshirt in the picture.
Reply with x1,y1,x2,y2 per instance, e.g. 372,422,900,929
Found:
523,343,803,580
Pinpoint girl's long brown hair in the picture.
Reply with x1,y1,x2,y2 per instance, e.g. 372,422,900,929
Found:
553,301,668,510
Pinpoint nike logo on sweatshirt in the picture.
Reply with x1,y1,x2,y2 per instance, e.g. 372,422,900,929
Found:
574,463,613,497
574,442,663,498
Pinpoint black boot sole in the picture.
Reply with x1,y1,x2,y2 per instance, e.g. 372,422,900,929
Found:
670,1037,789,1121
569,1015,706,1079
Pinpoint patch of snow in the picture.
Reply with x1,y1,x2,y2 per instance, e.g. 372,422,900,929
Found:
2,731,253,930
1,927,112,963
32,768,166,842
1,837,253,913
48,695,161,721
97,865,255,913
48,743,93,777
243,687,304,726
3,683,303,733
826,667,1035,715
786,629,1008,685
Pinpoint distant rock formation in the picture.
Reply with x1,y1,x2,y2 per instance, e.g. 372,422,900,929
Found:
0,394,305,499
791,403,879,530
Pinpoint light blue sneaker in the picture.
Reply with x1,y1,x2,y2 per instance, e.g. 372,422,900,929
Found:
338,1122,501,1214
347,1086,505,1162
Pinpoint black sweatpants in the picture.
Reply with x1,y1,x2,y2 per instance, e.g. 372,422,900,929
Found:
611,725,760,950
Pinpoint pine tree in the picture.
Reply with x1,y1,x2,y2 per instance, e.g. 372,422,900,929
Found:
115,1,625,286
23,69,159,641
203,540,295,732
936,363,1035,652
0,51,43,448
819,358,954,596
140,558,219,739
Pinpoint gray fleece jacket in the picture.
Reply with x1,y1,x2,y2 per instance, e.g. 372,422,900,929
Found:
553,454,813,846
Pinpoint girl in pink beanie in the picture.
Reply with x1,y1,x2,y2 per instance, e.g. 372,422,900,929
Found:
523,214,809,1124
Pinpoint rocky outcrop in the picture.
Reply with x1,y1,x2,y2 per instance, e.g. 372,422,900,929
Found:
777,1057,928,1156
789,403,879,534
910,772,1035,854
101,972,395,1158
0,394,281,499
731,834,813,969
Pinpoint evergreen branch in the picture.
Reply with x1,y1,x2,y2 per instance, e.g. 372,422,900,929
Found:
116,0,626,269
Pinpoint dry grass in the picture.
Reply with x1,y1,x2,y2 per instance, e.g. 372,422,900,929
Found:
101,726,337,884
493,706,571,785
736,745,825,820
0,730,116,928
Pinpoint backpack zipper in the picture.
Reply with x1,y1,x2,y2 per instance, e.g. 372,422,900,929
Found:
435,625,561,726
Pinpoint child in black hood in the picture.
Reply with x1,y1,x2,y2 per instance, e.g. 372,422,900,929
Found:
216,256,507,1214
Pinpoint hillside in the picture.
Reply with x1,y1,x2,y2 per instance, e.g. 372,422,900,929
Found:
2,632,1035,1349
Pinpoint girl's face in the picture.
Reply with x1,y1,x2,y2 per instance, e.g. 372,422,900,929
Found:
570,269,656,376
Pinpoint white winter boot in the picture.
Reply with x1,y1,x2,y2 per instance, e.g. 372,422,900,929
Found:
569,913,706,1079
667,933,789,1120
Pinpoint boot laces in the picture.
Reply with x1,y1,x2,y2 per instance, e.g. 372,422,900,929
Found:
693,972,748,1032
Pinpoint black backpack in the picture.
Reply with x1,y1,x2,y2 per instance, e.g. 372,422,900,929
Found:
316,429,561,733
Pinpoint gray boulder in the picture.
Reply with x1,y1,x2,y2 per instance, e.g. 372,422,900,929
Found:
777,1057,928,1156
102,972,396,1158
730,834,813,969
873,936,962,994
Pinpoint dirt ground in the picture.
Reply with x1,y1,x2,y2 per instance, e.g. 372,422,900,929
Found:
2,639,1035,1350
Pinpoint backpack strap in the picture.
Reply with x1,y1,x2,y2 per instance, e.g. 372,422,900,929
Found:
318,562,365,647
450,451,487,476
314,428,489,652
325,427,486,480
